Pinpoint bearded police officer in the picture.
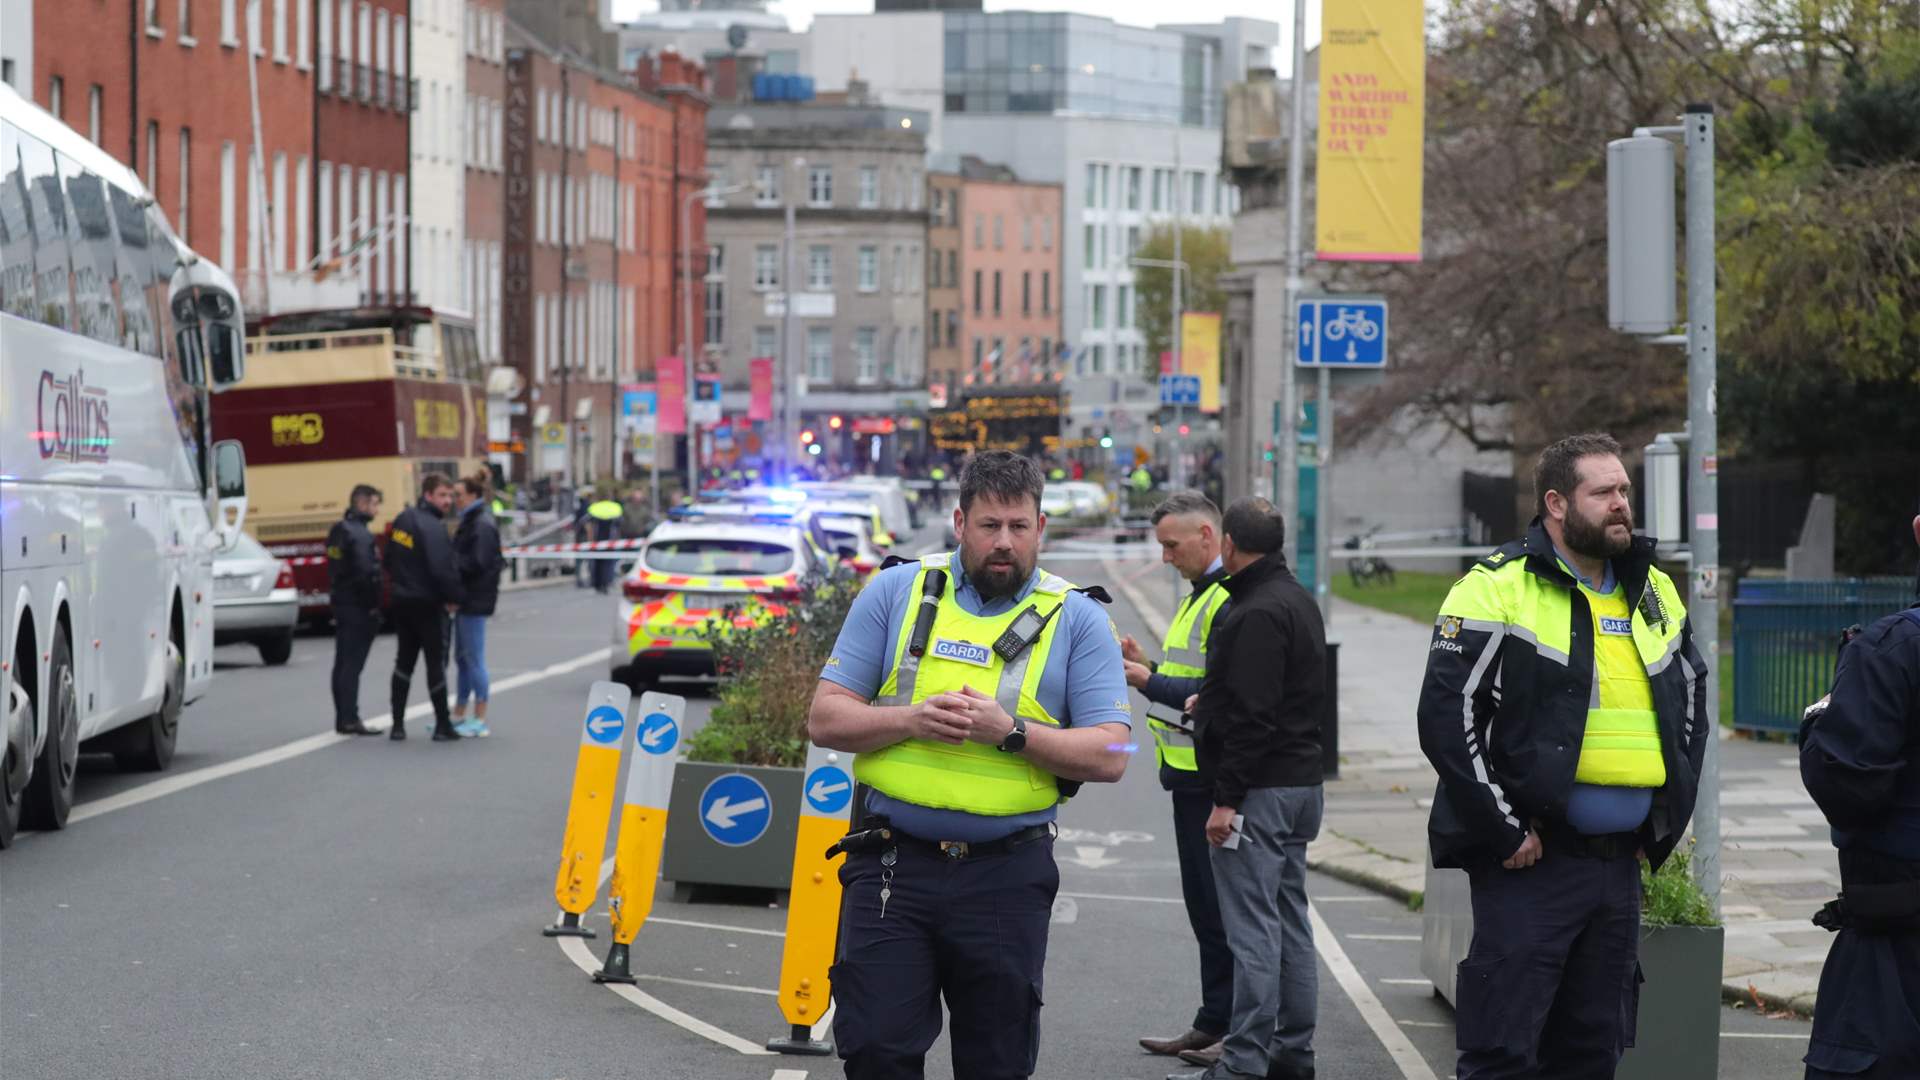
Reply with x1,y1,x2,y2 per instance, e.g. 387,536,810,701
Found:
809,450,1132,1080
1799,510,1920,1080
1417,433,1709,1080
1123,492,1235,1064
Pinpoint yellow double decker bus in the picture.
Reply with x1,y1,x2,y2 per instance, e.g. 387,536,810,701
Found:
213,306,487,619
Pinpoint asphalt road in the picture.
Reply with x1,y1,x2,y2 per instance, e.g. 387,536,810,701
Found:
1,531,1813,1079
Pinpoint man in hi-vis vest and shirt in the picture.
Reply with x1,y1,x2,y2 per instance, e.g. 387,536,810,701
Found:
809,450,1132,1080
1418,433,1708,1080
1125,492,1236,1066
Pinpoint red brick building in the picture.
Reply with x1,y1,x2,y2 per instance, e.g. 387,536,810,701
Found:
32,0,316,309
500,21,705,485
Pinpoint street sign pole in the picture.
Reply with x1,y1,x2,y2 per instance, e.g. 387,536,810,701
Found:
1279,0,1307,565
1316,361,1333,622
1684,105,1722,917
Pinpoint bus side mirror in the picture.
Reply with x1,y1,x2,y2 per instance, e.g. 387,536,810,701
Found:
208,325,245,390
212,439,249,547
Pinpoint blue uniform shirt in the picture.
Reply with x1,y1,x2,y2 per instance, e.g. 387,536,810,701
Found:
820,553,1133,841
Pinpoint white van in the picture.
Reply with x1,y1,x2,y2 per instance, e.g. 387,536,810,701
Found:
0,83,249,847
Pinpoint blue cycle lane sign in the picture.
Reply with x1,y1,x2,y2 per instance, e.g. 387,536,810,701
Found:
584,705,626,746
1296,296,1389,368
637,710,678,755
698,772,773,847
803,764,854,816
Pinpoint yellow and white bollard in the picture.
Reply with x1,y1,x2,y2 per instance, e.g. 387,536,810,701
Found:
593,691,684,983
543,680,632,939
767,742,856,1054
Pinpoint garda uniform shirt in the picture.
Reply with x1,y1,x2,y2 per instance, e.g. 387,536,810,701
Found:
1554,544,1655,835
821,553,1133,842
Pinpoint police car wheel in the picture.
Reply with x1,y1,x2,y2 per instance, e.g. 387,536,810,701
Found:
21,632,78,830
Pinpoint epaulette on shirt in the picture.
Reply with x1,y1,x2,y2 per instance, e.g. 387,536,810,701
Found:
1475,539,1529,572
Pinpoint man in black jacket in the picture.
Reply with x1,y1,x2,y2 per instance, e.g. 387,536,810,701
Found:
327,484,384,736
384,473,466,742
1170,497,1326,1080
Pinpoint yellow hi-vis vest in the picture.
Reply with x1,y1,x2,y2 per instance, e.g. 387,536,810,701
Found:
859,553,1074,815
1574,582,1667,788
1146,579,1229,772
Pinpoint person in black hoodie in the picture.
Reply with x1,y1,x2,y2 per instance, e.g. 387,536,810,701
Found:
1170,496,1326,1080
384,473,466,742
327,484,385,736
450,474,504,737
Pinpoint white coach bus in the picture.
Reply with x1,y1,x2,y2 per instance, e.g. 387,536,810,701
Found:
0,83,250,848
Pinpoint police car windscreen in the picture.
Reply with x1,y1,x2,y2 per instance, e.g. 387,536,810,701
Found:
644,539,796,577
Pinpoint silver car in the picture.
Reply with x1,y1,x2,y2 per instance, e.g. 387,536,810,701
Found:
212,533,299,665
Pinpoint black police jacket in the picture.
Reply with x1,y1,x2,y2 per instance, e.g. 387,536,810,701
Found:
326,510,382,609
1193,554,1327,807
1416,521,1710,872
384,500,465,606
453,507,505,617
1801,604,1920,863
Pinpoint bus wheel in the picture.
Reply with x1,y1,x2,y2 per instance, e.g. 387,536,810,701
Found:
22,633,77,831
117,634,182,772
0,665,30,848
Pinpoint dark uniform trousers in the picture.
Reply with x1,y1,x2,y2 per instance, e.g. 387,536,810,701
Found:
1456,847,1642,1080
1170,786,1234,1034
831,834,1057,1080
331,604,378,728
389,599,453,728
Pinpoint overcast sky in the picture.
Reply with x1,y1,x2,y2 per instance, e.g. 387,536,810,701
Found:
609,1,1322,74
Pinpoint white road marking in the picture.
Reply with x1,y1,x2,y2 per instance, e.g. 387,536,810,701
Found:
647,916,787,939
1347,934,1423,942
1398,1020,1450,1028
1056,890,1185,905
636,973,778,997
1722,1032,1810,1040
68,647,612,826
772,1070,810,1080
1050,897,1079,925
1309,901,1441,1080
1379,978,1432,986
556,934,774,1056
1063,844,1121,870
1312,895,1391,903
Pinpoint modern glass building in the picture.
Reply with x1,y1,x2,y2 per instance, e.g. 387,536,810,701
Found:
941,12,1221,127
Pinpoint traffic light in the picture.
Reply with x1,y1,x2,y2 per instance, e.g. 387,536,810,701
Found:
827,415,844,431
1098,428,1114,449
1178,424,1191,436
800,428,816,445
807,443,823,456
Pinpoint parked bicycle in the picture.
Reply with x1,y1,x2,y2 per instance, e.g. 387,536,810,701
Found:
1344,528,1397,588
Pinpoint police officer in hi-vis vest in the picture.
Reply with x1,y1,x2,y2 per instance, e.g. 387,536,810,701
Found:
1417,433,1709,1080
809,450,1133,1080
1123,492,1236,1065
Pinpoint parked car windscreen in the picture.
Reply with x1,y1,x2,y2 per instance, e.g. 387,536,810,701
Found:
644,539,797,577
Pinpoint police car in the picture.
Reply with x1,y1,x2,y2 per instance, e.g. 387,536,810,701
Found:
613,519,827,686
815,513,887,577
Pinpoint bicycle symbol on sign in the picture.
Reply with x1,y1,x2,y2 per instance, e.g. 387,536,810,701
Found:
1322,306,1381,343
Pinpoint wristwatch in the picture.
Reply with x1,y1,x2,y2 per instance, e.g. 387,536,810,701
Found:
996,713,1028,753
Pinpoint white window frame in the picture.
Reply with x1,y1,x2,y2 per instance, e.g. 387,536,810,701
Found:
855,327,877,385
754,164,778,207
317,0,333,88
858,166,878,209
807,327,833,383
753,244,779,291
807,245,832,291
272,0,289,62
222,0,239,47
807,165,832,208
857,246,877,293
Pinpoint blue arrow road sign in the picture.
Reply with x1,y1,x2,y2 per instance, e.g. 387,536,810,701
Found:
1296,298,1388,368
584,705,626,746
698,773,773,847
803,765,854,815
1159,373,1202,405
638,711,678,755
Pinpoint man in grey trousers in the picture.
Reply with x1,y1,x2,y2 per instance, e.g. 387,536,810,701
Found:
1168,497,1328,1080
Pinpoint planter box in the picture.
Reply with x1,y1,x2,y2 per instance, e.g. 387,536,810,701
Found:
1620,924,1724,1080
1421,855,1724,1079
661,760,804,892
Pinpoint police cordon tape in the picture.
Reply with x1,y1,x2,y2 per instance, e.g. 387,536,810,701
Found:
543,683,850,1054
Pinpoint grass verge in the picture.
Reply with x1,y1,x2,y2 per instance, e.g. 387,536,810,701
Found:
1330,569,1457,625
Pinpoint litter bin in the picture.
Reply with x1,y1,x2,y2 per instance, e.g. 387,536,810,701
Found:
1322,640,1340,779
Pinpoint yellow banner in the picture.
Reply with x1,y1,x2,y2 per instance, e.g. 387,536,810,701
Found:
1315,0,1426,262
1180,312,1222,414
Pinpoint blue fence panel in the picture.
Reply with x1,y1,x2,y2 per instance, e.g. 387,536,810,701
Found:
1732,577,1914,735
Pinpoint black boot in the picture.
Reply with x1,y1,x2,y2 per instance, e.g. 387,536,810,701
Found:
389,718,406,740
337,721,380,736
431,722,464,742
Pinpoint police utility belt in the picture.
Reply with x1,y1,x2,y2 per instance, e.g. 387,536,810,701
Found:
1813,876,1920,934
826,820,1052,862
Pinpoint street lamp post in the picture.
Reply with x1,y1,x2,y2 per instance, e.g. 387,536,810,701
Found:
681,181,747,511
